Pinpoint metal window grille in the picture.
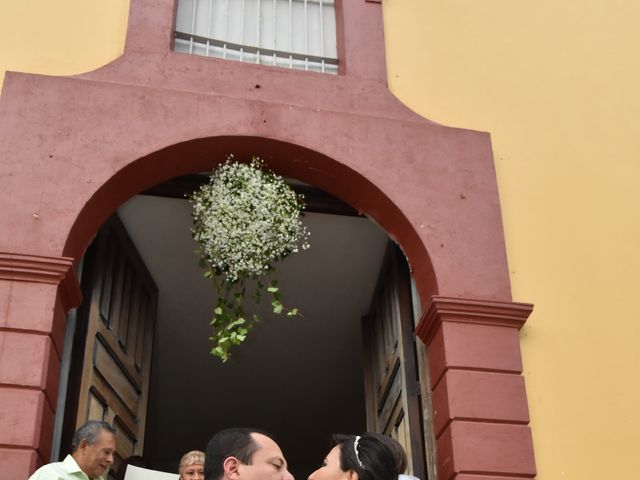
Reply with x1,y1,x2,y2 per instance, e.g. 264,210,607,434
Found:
174,0,338,74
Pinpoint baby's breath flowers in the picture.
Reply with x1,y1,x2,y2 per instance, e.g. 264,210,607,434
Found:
189,156,310,361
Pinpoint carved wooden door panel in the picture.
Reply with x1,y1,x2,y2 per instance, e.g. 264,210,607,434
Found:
74,215,158,476
362,243,426,479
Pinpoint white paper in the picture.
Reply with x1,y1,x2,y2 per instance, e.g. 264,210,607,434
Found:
124,464,180,480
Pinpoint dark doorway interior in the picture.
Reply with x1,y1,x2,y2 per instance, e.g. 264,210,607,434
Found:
117,193,390,479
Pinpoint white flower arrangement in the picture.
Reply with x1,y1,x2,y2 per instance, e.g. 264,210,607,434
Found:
189,156,310,361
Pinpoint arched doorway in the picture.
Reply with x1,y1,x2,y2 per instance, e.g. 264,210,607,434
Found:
55,138,436,478
62,136,439,304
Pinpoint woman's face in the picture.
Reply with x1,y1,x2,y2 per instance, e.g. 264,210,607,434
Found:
180,463,204,480
308,446,353,480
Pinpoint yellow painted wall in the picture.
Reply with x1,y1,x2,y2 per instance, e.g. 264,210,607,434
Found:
383,1,640,478
0,0,129,90
1,1,639,478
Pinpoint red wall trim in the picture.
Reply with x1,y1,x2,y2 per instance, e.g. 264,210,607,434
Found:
0,448,40,480
431,370,530,437
0,252,73,284
416,296,533,344
437,421,536,479
0,389,54,462
0,253,81,311
417,296,536,479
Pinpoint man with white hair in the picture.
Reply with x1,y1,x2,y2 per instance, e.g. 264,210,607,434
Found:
28,420,116,480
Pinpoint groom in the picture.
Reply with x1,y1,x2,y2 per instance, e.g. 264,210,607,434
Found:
205,428,294,480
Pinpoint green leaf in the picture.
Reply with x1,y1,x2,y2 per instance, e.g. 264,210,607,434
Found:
273,303,283,314
212,316,224,327
267,286,279,293
214,306,223,315
212,346,226,357
228,317,246,328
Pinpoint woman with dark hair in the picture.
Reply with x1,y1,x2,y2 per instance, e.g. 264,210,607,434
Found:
308,433,410,480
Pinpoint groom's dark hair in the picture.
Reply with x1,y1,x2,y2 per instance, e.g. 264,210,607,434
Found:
205,427,275,480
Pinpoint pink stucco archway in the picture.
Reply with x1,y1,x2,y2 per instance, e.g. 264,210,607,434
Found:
62,136,439,305
0,1,536,478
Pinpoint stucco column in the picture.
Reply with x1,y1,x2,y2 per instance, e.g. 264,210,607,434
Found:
416,297,536,480
0,253,81,478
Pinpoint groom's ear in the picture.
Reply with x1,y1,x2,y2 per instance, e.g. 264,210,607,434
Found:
348,470,359,480
223,456,241,480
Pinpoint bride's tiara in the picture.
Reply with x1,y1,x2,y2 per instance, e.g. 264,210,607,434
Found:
353,435,365,469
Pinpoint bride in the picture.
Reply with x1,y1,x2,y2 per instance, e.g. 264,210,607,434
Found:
308,433,418,480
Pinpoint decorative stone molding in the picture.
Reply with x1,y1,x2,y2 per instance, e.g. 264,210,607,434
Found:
416,295,533,344
416,296,536,479
0,252,82,311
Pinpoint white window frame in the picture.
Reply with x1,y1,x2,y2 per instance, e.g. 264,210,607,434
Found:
173,0,339,74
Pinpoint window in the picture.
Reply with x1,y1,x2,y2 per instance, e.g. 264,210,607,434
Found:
174,0,338,74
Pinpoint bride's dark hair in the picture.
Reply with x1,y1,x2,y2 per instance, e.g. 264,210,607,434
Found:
332,433,406,480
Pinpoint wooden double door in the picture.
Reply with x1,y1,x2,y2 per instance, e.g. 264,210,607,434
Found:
62,215,158,476
61,217,427,478
362,243,428,479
